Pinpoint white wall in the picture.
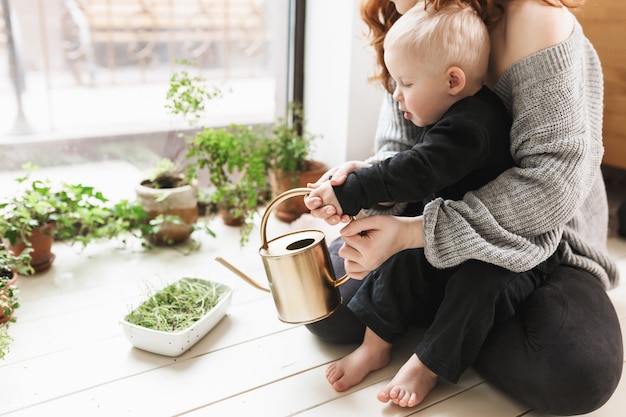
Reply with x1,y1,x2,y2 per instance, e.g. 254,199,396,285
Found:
303,0,384,168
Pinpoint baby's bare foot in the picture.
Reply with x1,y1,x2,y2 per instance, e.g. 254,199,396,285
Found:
377,354,438,408
326,329,391,392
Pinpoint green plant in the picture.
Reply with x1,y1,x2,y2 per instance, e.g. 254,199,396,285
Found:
96,197,208,251
124,278,229,332
0,166,143,251
165,67,323,242
165,66,267,243
136,157,216,248
212,182,262,244
145,158,188,189
52,182,126,246
0,166,103,247
185,124,270,245
262,102,326,223
0,165,187,256
266,101,319,179
1,244,30,359
165,60,226,124
0,244,33,277
0,325,12,360
0,278,19,325
0,169,63,247
100,199,153,247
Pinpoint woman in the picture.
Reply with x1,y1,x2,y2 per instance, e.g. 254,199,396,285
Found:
304,0,623,414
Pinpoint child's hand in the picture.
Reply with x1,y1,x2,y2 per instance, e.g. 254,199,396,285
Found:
305,161,371,224
305,181,344,224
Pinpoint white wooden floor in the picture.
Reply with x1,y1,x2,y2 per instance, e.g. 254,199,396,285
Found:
2,201,626,416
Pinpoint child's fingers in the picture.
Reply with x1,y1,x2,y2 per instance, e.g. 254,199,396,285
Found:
322,204,337,216
325,214,342,226
304,195,323,210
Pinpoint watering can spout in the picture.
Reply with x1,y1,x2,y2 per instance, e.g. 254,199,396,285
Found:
215,256,270,293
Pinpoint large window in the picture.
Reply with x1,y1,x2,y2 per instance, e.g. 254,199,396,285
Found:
0,0,290,176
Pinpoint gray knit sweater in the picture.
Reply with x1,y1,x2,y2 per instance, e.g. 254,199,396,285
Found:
368,19,618,289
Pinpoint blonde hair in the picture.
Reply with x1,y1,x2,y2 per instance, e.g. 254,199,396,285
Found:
363,1,585,93
382,3,490,87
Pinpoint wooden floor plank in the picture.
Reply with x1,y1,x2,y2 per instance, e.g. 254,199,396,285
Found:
2,326,343,416
404,384,528,417
0,295,297,412
180,331,487,417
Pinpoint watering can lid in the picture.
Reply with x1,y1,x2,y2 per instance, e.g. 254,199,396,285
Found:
259,229,325,257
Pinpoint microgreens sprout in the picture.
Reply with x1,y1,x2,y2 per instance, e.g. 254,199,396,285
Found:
125,278,228,332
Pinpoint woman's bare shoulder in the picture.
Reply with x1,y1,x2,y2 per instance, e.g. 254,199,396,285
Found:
490,0,574,80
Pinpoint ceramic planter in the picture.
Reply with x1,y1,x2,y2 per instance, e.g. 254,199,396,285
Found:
120,278,232,357
134,179,199,245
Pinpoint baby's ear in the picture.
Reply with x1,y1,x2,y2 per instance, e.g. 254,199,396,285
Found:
446,66,466,95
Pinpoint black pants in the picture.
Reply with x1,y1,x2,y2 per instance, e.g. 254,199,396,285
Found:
306,238,623,415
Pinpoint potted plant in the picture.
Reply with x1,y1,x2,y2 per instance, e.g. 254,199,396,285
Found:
120,277,232,357
164,64,265,241
1,167,117,272
134,158,206,246
266,102,327,222
185,124,270,245
0,326,11,360
0,165,171,272
1,245,32,325
1,270,23,325
165,65,329,240
0,168,70,273
0,243,32,359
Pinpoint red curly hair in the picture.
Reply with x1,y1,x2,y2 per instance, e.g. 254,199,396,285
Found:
361,0,586,93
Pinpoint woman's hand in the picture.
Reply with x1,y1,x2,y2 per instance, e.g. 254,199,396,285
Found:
304,160,371,225
338,215,425,279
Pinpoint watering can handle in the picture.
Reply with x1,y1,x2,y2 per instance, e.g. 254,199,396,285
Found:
214,188,317,293
260,187,313,250
260,187,351,287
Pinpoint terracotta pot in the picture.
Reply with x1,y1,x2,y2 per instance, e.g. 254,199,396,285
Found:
135,179,199,245
5,223,56,273
269,160,328,223
220,211,245,227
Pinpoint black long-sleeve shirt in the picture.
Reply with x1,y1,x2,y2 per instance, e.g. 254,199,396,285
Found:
334,86,514,217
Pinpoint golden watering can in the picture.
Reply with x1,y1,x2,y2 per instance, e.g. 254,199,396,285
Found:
216,188,351,324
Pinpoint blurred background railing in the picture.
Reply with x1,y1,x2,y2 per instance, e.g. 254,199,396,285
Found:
0,0,288,142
